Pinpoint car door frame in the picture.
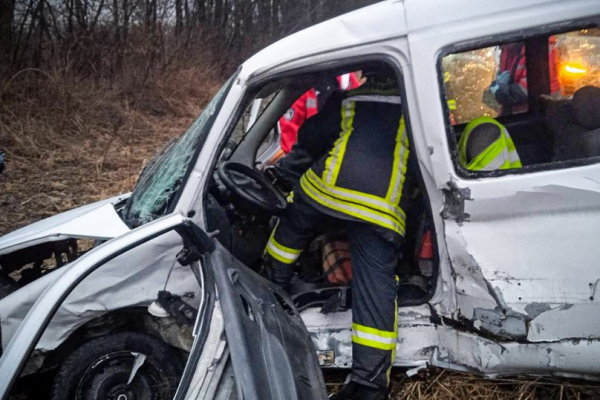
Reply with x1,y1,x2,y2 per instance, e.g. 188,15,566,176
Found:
179,35,456,309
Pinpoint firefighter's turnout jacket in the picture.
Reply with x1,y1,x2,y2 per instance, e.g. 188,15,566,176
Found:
276,79,411,240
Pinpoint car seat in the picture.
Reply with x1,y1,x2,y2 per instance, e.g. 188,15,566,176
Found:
458,116,522,171
546,86,600,161
465,122,503,165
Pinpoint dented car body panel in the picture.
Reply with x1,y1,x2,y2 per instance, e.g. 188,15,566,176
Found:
0,194,130,256
0,230,200,353
2,0,600,394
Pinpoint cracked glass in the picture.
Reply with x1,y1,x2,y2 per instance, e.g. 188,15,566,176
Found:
123,74,236,227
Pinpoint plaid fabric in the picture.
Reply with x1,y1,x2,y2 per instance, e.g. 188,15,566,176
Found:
322,237,353,285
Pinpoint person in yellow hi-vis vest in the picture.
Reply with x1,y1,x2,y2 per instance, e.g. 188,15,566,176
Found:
263,66,412,400
458,116,522,171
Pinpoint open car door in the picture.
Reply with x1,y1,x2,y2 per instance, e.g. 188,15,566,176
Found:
0,215,326,400
206,239,327,400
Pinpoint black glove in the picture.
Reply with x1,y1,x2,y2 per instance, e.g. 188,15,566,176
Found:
264,166,295,192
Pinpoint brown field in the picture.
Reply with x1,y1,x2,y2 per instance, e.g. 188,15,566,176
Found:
0,67,220,235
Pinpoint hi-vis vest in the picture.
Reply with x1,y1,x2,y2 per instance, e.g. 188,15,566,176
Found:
298,91,409,237
458,116,522,171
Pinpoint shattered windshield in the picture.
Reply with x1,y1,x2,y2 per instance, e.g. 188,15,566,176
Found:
123,74,236,228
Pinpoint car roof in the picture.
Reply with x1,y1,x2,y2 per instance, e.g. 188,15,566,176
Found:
240,1,406,80
402,0,568,32
239,0,596,81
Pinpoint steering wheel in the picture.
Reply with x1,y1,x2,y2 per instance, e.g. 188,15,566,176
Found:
217,161,288,216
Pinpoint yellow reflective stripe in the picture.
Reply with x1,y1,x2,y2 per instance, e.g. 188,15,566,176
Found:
324,101,355,185
352,323,397,338
344,95,402,105
307,169,406,222
270,238,301,257
468,143,506,171
300,175,405,236
509,149,522,168
460,117,522,171
352,323,398,351
352,335,397,351
386,117,409,205
265,224,302,265
266,245,295,264
447,99,457,110
459,116,499,167
506,136,518,152
266,240,301,264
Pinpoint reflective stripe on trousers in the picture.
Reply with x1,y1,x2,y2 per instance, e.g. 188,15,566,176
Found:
265,223,303,264
348,226,400,389
352,323,397,351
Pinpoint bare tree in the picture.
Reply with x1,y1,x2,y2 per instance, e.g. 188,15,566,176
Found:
1,0,380,79
0,0,15,57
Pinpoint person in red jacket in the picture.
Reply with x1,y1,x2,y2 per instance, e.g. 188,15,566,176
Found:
490,41,560,116
279,89,319,154
490,43,529,115
279,73,361,154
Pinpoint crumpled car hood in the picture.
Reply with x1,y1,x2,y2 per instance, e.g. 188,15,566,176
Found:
0,194,131,256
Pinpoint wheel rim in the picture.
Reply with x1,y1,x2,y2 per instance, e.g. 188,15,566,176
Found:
75,351,172,400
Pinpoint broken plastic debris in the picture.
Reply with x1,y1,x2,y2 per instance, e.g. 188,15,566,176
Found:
406,364,427,377
148,301,169,318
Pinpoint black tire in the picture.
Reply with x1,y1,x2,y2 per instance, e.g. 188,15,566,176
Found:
50,332,184,400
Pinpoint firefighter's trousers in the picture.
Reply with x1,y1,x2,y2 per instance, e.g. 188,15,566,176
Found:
264,196,401,389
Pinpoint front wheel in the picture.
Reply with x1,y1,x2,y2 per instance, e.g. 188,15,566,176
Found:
50,332,184,400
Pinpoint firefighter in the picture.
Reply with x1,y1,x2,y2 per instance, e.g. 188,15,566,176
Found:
279,73,362,154
490,41,560,116
264,67,410,400
279,89,319,154
458,116,522,171
490,43,529,115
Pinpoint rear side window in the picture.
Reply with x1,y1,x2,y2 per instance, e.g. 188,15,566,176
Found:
554,28,600,97
440,26,600,175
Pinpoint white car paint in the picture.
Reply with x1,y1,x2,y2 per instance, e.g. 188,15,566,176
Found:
0,194,130,256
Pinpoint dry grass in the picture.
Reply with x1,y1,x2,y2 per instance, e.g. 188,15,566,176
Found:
0,65,222,235
325,369,600,399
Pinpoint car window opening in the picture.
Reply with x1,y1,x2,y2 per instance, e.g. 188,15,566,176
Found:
441,26,600,175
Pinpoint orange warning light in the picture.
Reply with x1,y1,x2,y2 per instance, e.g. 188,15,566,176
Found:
564,63,588,75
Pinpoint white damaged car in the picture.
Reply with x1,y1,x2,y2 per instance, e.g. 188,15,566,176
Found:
2,0,600,399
